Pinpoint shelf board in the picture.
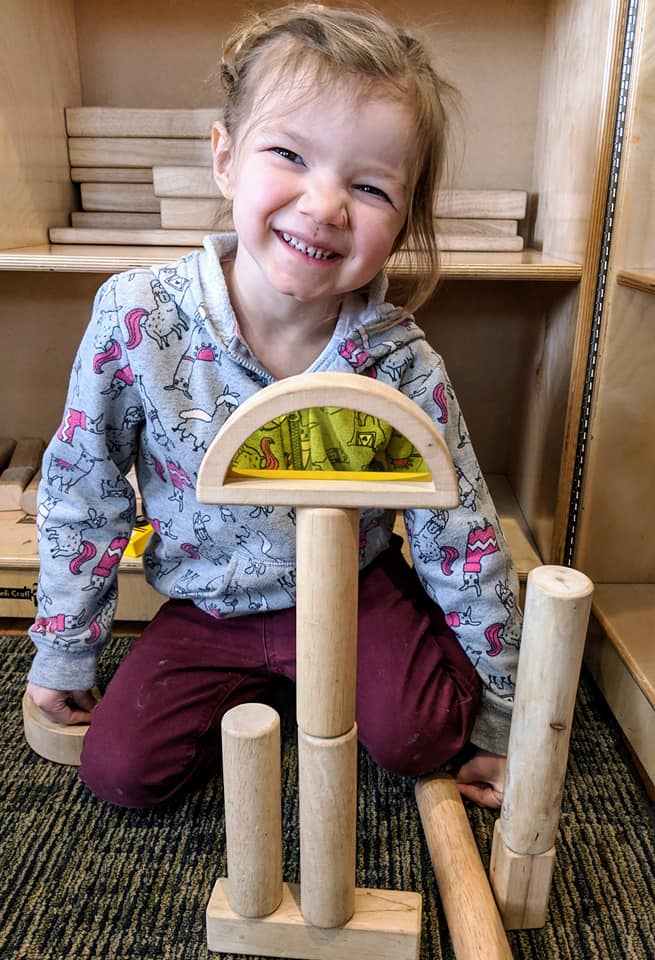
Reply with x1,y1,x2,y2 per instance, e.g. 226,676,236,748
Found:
585,584,655,787
0,243,582,281
590,584,655,706
616,269,655,295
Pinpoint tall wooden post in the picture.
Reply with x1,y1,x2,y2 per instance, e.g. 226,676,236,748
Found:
490,565,593,929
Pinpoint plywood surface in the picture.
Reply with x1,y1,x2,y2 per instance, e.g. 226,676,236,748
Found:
0,0,80,249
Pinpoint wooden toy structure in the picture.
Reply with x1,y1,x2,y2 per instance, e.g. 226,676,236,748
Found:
22,371,593,959
195,372,594,960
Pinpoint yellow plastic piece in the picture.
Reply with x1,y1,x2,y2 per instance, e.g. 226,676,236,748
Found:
228,467,432,483
124,522,153,557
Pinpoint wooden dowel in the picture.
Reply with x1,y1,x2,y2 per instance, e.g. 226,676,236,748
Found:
298,724,357,929
499,565,593,856
221,703,282,918
415,774,513,960
296,506,359,738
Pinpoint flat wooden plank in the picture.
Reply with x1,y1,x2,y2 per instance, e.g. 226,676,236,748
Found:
160,197,233,230
437,235,524,252
435,190,527,219
80,183,160,213
206,880,421,960
66,107,217,138
437,219,518,237
153,165,220,198
71,167,153,183
71,212,162,229
49,227,207,246
68,137,211,168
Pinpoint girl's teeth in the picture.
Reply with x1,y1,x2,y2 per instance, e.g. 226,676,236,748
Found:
281,232,334,260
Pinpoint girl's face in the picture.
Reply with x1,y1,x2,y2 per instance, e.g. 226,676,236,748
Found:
212,73,414,314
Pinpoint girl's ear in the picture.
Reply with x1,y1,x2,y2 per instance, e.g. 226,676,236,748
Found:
212,121,235,199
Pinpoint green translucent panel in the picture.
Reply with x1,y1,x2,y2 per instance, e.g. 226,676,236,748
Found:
229,406,430,482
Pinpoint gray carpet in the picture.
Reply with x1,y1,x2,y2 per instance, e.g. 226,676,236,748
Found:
1,632,654,959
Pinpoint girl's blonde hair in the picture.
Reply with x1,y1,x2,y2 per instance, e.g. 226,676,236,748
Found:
219,2,455,313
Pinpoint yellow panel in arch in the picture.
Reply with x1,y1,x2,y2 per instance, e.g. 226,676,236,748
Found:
229,406,431,482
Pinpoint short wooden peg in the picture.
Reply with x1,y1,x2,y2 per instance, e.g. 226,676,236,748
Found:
299,724,358,928
221,703,283,918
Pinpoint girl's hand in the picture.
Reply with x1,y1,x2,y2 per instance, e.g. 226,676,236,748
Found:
454,749,506,809
26,681,97,725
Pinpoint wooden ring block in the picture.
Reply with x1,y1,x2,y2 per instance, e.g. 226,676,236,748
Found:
489,820,556,930
207,880,421,960
22,689,100,766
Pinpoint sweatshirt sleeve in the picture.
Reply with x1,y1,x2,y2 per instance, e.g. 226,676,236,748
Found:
401,351,522,755
27,277,144,690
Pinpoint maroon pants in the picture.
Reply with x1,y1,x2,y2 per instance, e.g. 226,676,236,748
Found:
80,537,481,808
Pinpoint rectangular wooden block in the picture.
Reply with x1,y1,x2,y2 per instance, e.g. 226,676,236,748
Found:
71,212,162,229
80,183,160,213
71,167,154,183
0,439,16,471
153,165,219,198
435,189,528,219
20,470,41,515
436,218,518,237
0,438,44,510
160,197,233,230
68,137,211,168
49,227,207,246
206,880,421,960
437,235,524,251
66,107,218,138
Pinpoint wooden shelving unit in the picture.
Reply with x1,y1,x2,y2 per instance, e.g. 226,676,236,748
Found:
574,0,655,786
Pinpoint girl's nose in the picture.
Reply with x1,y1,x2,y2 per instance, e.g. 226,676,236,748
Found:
297,177,348,230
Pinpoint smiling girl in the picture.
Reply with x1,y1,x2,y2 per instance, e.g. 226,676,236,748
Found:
26,3,521,811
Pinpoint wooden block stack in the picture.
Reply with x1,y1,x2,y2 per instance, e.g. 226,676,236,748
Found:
0,438,44,512
50,108,527,250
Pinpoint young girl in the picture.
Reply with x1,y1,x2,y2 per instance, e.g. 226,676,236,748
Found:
26,2,521,810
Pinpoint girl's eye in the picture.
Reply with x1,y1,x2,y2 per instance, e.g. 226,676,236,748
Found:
355,184,393,204
272,147,304,164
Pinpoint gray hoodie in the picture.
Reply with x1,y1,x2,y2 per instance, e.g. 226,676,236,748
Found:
28,233,521,753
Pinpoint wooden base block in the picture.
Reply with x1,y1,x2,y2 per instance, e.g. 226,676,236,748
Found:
22,690,100,766
206,880,421,960
489,820,555,929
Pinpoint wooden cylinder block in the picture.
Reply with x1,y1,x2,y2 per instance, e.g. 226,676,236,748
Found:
415,774,513,960
22,692,96,766
296,506,359,738
298,724,357,928
221,703,282,918
500,565,593,856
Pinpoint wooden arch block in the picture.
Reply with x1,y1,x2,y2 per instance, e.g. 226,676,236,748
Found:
196,372,459,509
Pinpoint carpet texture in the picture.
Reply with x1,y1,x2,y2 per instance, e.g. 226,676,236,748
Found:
1,632,654,960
